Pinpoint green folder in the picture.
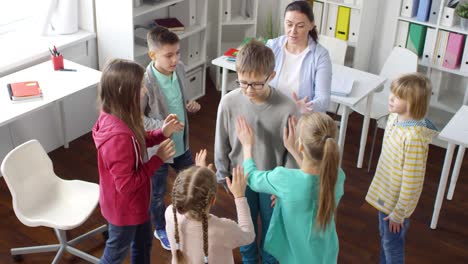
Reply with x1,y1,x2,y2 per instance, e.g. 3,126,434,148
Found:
406,23,427,57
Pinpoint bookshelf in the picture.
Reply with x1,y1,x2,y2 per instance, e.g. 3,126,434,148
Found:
394,0,468,138
95,0,208,100
212,0,259,91
278,0,379,71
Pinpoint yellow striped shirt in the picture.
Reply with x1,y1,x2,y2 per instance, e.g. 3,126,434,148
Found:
365,113,437,223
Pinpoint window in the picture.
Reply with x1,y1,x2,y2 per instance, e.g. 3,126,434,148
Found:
0,1,41,36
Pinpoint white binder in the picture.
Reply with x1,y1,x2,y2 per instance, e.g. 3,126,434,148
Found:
422,28,437,65
460,40,468,72
395,20,409,48
428,0,441,24
325,4,338,37
434,31,449,66
349,8,360,43
441,7,458,27
400,0,419,18
313,1,324,34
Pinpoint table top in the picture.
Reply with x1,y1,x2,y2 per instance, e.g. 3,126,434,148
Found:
439,105,468,146
0,60,101,127
211,55,386,107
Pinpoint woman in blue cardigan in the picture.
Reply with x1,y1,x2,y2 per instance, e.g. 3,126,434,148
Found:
267,0,332,113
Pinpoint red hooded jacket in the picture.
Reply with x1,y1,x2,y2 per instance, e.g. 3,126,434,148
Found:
92,111,166,226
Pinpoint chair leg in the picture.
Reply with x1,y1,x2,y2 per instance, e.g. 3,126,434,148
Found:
10,225,106,264
367,119,379,173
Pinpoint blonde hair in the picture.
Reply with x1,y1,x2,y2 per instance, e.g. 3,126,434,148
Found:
297,112,339,231
235,40,275,77
98,58,146,152
390,73,432,120
171,166,218,264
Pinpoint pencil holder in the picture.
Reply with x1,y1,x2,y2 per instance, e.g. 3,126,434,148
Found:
51,55,64,71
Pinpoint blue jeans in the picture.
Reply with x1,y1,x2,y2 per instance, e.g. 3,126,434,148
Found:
240,186,277,264
151,149,194,230
100,220,152,264
378,211,410,264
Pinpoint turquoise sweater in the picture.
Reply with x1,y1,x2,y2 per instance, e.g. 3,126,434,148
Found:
244,158,345,264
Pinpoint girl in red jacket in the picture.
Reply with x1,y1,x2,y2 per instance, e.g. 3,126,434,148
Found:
93,58,183,264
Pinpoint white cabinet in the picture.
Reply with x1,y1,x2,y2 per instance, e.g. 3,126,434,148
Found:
212,0,259,91
96,0,208,100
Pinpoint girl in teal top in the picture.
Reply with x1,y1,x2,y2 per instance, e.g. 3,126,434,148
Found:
236,112,345,264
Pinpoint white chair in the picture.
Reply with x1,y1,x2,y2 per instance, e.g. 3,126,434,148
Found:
318,35,348,114
318,34,348,65
351,47,418,170
0,140,107,263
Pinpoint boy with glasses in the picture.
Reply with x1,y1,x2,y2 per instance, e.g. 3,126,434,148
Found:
214,40,298,264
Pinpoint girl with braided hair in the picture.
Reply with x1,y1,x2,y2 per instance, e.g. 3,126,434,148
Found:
236,112,346,264
165,150,255,264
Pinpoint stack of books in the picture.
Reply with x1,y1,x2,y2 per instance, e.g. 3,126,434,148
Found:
7,81,43,102
153,18,185,33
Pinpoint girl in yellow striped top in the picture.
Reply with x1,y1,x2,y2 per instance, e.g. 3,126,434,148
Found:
365,73,437,264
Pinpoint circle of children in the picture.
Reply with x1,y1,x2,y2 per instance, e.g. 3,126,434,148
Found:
93,7,436,264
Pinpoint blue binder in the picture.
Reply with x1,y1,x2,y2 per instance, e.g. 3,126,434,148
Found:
416,0,432,22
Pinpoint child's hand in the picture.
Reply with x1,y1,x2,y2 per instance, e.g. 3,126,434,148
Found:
226,165,247,199
195,149,215,171
156,138,176,161
186,101,201,113
270,195,277,208
292,92,313,113
236,116,254,147
283,116,298,153
383,215,404,233
162,114,184,137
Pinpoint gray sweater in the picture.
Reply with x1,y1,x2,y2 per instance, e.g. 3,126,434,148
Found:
140,62,190,160
214,88,299,184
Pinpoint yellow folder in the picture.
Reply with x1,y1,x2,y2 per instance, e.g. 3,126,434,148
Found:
335,6,351,41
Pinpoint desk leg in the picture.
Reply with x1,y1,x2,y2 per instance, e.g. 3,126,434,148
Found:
338,106,350,166
221,67,228,97
431,143,455,229
58,101,68,149
447,146,465,200
357,92,374,168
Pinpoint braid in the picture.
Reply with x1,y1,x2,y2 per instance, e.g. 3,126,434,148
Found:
172,178,186,263
201,192,210,264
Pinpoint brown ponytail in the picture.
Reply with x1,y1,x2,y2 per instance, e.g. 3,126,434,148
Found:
171,166,217,263
297,112,339,231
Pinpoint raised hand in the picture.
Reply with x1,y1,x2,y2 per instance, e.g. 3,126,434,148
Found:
226,165,247,199
162,114,184,137
186,100,201,113
235,116,255,147
283,116,298,153
155,138,176,161
292,92,313,113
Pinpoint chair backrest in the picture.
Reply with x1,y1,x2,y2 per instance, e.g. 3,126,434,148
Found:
377,46,419,97
1,140,59,224
318,35,348,65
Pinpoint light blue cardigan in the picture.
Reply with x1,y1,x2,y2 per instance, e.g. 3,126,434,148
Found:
266,35,332,112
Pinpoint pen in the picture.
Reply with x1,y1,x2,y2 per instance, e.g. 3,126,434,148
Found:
59,68,77,72
49,48,55,56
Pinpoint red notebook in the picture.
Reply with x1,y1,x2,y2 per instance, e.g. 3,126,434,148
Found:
7,81,43,101
224,48,239,58
154,18,185,31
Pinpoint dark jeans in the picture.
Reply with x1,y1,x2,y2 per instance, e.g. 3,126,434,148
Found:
151,149,194,230
240,186,277,264
100,220,152,264
379,211,410,264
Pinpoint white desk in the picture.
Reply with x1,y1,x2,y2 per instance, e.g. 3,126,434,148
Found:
0,60,101,148
212,56,386,164
431,105,468,229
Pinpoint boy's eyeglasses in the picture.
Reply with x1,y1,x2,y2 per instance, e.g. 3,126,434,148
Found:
235,76,270,90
